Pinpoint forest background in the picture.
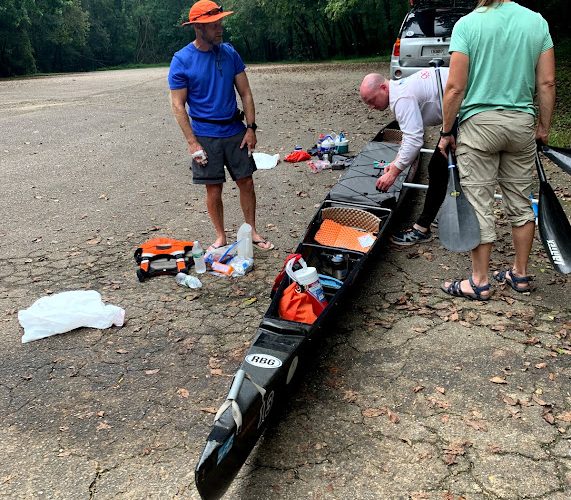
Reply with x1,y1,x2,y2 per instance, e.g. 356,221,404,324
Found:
2,0,570,76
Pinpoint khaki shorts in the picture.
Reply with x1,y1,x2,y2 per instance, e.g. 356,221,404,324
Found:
192,130,256,185
456,110,536,244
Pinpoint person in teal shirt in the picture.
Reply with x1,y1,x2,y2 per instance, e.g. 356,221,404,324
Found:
438,0,555,301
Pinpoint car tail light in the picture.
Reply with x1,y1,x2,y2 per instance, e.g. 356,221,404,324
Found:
393,38,401,57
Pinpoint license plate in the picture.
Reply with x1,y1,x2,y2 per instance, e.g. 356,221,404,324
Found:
422,47,447,56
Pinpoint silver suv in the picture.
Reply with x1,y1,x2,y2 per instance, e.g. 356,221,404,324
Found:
390,1,474,80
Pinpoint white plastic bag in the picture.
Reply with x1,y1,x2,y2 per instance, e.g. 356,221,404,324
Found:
18,290,125,343
253,152,280,170
228,256,254,277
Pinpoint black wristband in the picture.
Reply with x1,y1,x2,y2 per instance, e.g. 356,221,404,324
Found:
246,122,257,131
440,129,453,137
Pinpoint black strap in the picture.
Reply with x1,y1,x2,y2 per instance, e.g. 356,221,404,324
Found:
190,109,244,125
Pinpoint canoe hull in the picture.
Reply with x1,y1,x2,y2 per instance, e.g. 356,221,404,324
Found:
196,122,418,499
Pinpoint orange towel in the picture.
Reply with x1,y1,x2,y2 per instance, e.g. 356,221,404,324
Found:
314,219,376,252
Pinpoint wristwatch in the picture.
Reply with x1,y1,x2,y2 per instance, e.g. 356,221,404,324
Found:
440,128,453,137
246,122,258,131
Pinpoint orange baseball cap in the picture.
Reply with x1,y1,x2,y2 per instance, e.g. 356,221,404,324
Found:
182,1,233,25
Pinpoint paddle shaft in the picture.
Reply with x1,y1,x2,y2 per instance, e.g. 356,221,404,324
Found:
402,181,538,204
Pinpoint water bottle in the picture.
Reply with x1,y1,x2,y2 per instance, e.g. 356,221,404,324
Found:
530,193,538,224
192,241,206,274
175,272,202,289
236,223,254,259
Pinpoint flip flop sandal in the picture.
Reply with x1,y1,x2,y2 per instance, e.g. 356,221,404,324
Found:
253,239,275,251
441,276,491,302
493,269,532,293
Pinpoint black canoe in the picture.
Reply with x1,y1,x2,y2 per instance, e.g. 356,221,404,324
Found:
195,121,419,499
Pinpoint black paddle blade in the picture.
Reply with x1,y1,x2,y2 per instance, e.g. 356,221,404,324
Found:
438,167,481,252
541,145,571,176
538,178,571,274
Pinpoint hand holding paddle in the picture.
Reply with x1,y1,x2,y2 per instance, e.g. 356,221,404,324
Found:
430,58,481,253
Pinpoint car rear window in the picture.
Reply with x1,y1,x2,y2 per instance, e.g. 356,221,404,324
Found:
401,8,471,38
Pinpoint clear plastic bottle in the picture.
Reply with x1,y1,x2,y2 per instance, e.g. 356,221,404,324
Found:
192,241,206,273
175,272,202,289
236,223,253,259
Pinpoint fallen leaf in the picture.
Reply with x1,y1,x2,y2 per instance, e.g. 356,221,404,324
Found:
532,395,548,406
465,419,488,431
96,411,105,417
543,409,555,425
503,396,519,406
116,349,128,354
491,324,506,332
535,362,547,369
96,421,111,431
556,411,571,422
200,407,218,414
145,369,160,375
427,397,450,409
387,409,400,424
209,357,221,369
413,385,425,393
362,408,385,418
435,386,446,394
243,297,257,306
487,443,502,453
177,388,190,398
342,390,358,403
490,376,508,384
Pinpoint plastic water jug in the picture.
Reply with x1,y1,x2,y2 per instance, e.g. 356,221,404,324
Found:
236,223,254,259
285,257,327,305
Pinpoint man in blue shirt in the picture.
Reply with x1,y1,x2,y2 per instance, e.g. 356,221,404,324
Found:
168,0,274,251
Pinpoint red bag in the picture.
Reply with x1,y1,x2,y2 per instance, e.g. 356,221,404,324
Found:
284,151,311,163
278,283,326,324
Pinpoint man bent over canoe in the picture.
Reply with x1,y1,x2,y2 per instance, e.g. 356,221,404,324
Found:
360,67,450,246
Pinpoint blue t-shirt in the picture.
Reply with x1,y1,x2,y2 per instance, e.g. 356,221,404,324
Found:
168,43,246,137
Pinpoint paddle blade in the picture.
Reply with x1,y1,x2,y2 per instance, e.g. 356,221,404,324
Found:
438,168,480,252
541,145,571,176
537,179,571,274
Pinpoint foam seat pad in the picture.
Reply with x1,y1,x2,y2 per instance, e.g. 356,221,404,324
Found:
314,219,376,252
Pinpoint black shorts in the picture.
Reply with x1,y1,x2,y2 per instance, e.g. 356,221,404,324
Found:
192,131,257,184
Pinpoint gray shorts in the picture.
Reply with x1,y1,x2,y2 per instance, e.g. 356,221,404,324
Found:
192,131,256,184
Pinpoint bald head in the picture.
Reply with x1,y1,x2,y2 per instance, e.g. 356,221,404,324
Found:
360,73,390,111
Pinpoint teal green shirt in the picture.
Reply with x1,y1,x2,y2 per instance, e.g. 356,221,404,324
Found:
449,2,553,123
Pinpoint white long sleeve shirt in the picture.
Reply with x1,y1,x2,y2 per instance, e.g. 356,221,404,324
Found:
389,67,449,170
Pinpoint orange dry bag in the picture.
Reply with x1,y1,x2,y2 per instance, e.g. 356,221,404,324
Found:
278,282,326,325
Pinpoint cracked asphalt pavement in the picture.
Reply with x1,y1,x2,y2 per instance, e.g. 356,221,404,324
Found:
1,63,570,499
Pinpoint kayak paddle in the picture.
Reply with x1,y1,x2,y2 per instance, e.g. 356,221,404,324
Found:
539,144,571,176
430,58,480,253
535,151,571,274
